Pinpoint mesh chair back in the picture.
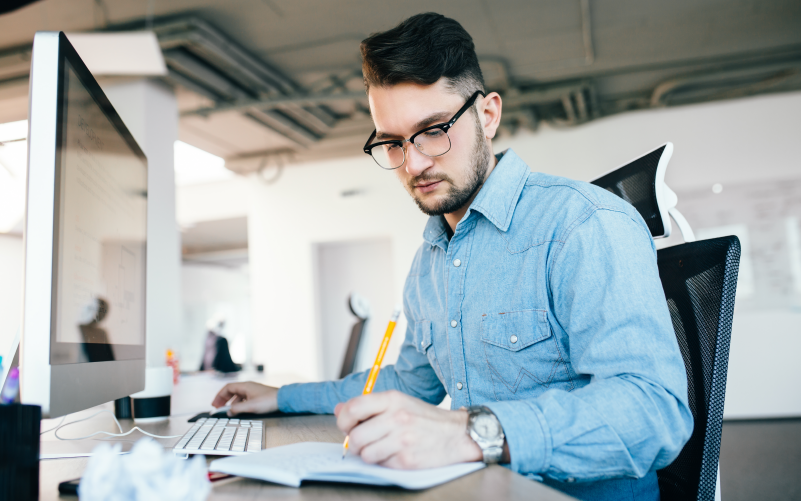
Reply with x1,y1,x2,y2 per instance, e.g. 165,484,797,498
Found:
591,144,668,237
655,236,740,501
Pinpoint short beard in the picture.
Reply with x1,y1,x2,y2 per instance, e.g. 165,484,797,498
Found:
408,113,492,217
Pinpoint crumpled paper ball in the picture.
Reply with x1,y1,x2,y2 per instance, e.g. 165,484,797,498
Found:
78,438,211,501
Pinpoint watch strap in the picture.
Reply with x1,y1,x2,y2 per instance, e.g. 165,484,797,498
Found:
481,445,504,464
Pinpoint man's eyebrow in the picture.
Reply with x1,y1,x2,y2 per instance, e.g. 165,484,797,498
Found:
374,111,452,141
374,130,400,141
412,111,451,131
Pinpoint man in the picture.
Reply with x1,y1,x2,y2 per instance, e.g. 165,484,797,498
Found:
213,13,692,500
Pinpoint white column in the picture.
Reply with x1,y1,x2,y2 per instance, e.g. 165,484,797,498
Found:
103,79,182,367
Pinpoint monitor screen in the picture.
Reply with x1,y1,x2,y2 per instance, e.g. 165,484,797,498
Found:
50,55,147,365
22,31,147,418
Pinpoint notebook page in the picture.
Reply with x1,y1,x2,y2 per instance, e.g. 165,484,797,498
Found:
210,442,485,490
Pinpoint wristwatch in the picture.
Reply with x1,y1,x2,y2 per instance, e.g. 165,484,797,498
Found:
465,405,505,464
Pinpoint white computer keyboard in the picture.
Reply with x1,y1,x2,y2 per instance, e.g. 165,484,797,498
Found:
173,417,262,459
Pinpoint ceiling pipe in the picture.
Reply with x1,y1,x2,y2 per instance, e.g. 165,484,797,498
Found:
181,91,366,117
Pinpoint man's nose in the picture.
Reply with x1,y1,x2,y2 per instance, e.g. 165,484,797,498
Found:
404,142,434,177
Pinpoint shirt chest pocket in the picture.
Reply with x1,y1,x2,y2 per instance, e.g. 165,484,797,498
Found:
414,320,446,385
480,309,568,395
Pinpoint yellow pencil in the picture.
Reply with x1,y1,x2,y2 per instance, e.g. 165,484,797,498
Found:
342,305,402,459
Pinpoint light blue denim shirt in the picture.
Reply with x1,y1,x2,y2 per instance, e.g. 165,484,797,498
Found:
278,149,693,499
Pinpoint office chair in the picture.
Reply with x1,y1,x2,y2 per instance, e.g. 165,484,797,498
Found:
340,293,370,379
655,235,740,501
591,142,695,241
592,143,741,501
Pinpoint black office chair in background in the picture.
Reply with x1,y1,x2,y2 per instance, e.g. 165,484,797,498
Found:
340,293,371,379
592,143,740,501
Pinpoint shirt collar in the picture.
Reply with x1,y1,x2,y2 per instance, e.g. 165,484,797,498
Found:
422,148,530,246
467,148,530,232
423,213,449,248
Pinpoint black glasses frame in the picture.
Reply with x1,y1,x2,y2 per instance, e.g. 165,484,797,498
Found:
363,90,486,170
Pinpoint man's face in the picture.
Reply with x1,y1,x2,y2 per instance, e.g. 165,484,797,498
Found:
368,80,492,216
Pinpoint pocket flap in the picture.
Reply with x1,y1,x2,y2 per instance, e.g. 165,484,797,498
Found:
480,309,550,352
414,320,432,353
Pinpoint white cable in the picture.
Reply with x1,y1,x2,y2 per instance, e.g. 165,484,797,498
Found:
40,415,67,435
54,409,182,441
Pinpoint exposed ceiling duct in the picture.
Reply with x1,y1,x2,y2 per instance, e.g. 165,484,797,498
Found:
0,1,799,168
144,17,343,148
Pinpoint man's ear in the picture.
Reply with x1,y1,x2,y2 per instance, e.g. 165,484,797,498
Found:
480,92,502,140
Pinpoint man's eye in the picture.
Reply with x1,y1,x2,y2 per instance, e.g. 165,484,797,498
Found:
423,129,444,138
385,143,401,151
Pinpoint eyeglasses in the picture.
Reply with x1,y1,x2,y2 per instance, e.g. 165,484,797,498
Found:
363,90,486,170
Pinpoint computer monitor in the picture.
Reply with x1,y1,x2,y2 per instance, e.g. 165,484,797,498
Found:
20,32,147,418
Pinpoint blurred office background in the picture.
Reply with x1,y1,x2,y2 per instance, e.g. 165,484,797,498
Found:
0,1,799,498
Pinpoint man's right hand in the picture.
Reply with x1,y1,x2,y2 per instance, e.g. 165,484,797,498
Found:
211,382,279,416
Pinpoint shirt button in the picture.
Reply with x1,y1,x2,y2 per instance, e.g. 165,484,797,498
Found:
566,477,576,483
510,335,518,344
421,341,425,347
456,382,463,390
453,259,461,267
450,320,458,328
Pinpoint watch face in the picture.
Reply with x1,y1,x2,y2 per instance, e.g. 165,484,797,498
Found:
474,414,500,438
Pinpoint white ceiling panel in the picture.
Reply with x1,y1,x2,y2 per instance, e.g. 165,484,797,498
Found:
181,111,298,155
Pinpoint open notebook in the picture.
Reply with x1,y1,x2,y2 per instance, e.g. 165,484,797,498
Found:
209,442,485,490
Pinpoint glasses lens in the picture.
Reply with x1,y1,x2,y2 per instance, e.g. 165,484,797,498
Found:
413,129,451,158
370,142,405,170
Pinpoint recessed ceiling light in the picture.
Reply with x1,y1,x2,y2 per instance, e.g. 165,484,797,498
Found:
712,183,723,194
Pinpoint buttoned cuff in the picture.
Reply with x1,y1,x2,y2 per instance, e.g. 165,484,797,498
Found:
485,399,552,476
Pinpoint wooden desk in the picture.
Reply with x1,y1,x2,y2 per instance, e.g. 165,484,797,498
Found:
39,373,573,500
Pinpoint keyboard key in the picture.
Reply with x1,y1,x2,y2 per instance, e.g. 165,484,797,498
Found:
174,417,266,455
247,427,262,450
200,429,225,450
216,431,236,451
230,428,248,452
186,425,213,446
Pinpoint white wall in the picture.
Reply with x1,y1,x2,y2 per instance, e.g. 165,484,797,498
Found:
176,176,250,226
247,157,428,383
243,91,800,417
0,234,23,367
495,91,801,191
181,263,252,371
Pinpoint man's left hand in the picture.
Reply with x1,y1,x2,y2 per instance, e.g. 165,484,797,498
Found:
334,390,482,469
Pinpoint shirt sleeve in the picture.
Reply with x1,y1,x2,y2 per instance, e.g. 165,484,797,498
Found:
277,315,448,414
485,207,694,482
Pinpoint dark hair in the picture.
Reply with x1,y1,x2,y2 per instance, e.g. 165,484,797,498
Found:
360,13,485,99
